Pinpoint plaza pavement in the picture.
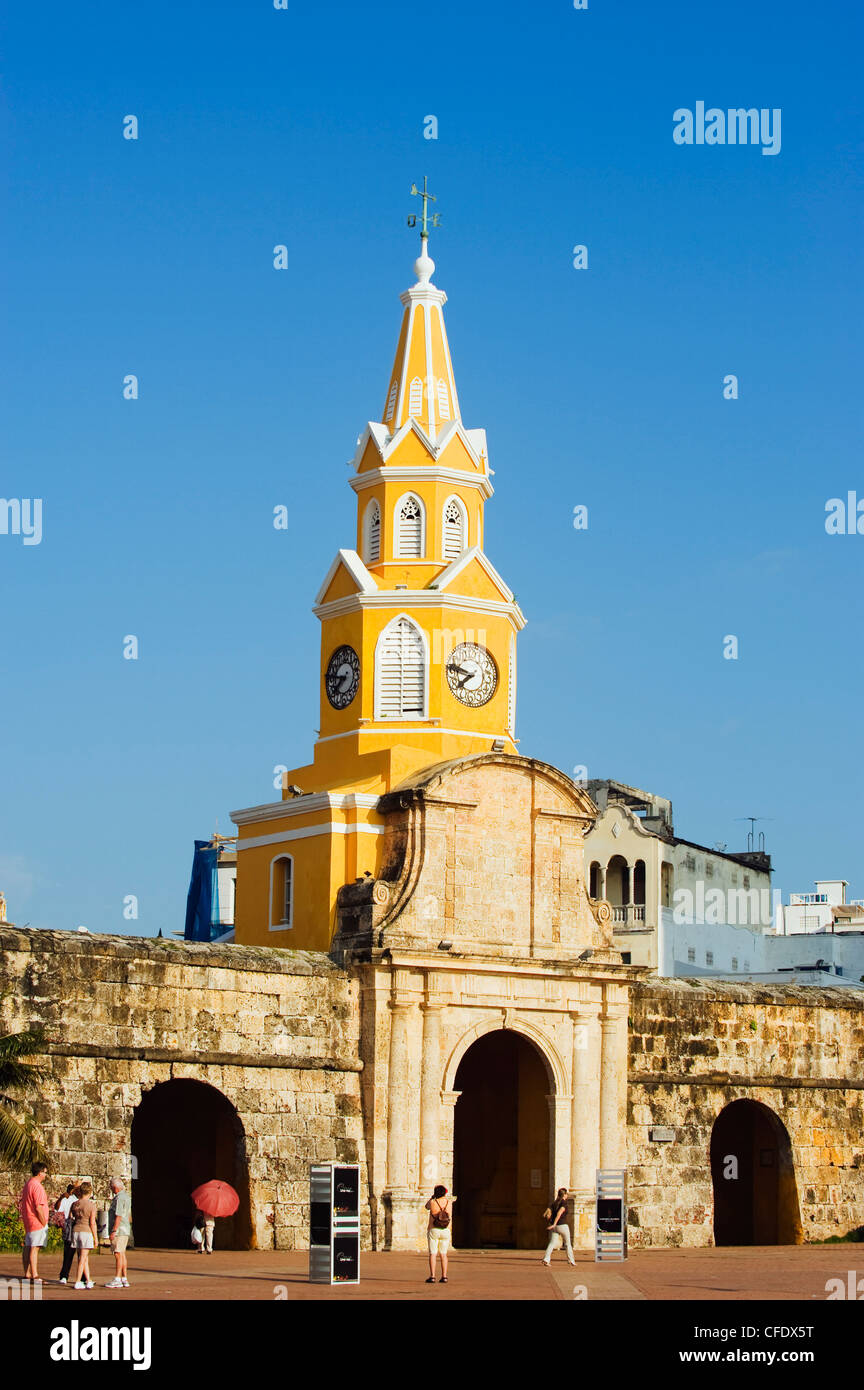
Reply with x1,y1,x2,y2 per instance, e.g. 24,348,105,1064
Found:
0,1244,853,1301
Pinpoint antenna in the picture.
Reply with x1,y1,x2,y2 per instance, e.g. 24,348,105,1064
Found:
735,816,773,853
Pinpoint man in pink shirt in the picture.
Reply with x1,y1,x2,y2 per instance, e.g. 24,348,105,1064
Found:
19,1161,50,1280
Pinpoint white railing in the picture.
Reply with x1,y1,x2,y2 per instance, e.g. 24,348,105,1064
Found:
612,905,647,925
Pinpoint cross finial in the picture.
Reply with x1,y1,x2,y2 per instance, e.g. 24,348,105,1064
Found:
407,176,441,241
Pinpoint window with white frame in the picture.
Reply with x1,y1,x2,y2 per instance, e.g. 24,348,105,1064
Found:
364,499,381,562
687,947,696,963
437,379,451,420
395,494,424,558
375,616,426,718
270,855,293,930
408,377,423,416
706,950,714,966
442,496,466,561
385,379,398,423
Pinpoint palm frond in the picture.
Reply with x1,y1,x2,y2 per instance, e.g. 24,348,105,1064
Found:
0,1028,49,1092
0,1105,43,1169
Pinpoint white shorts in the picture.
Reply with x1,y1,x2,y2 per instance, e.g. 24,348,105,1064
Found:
72,1232,95,1251
427,1228,451,1254
24,1227,48,1248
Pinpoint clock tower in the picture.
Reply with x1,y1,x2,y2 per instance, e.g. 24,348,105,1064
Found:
232,188,526,948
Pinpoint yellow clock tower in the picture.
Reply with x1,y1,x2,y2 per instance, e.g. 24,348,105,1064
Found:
232,190,526,949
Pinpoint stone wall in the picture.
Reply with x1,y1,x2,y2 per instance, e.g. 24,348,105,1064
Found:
0,928,365,1250
629,979,864,1246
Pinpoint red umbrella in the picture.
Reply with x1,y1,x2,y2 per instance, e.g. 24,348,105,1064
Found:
190,1181,239,1218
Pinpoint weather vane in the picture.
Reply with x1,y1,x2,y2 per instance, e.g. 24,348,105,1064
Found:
407,176,441,240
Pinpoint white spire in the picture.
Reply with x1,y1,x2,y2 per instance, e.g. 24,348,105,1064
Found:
414,234,435,286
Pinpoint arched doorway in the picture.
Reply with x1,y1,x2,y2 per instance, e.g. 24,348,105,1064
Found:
453,1031,551,1249
710,1099,802,1245
130,1079,254,1249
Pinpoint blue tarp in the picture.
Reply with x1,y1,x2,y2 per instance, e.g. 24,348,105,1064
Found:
184,840,219,942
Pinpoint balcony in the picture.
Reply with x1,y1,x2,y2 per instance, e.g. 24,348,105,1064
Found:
611,904,647,927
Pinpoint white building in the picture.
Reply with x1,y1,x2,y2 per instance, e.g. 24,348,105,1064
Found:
583,780,773,977
776,879,864,935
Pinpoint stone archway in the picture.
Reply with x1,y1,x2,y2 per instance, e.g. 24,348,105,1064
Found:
452,1030,552,1250
710,1098,802,1245
130,1078,254,1249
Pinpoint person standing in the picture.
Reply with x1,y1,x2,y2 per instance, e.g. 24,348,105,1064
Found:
105,1178,131,1288
70,1181,98,1289
542,1187,577,1266
202,1213,216,1253
56,1182,80,1284
424,1185,454,1284
19,1161,50,1282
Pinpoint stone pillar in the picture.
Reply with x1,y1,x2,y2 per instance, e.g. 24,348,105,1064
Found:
384,972,418,1248
599,1001,629,1171
419,1001,444,1190
569,1006,601,1247
599,865,607,899
439,1090,460,1196
622,863,631,906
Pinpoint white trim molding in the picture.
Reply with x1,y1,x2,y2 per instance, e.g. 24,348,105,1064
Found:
240,822,388,853
349,418,490,478
314,548,378,606
313,589,527,630
429,545,514,603
351,463,493,501
231,791,382,827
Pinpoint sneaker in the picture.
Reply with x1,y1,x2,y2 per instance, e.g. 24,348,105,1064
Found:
86,1281,94,1289
58,1277,67,1285
105,1278,123,1288
121,1278,129,1288
74,1281,86,1289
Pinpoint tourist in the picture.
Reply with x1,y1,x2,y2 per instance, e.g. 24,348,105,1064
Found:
191,1211,205,1252
105,1178,131,1288
70,1181,98,1289
202,1213,216,1253
19,1161,50,1281
424,1184,453,1284
542,1187,576,1266
56,1182,80,1284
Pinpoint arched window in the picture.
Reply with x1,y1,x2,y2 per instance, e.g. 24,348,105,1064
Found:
270,855,293,930
395,493,425,558
437,379,451,420
364,499,381,562
408,377,423,416
375,616,426,719
384,379,398,423
442,496,466,561
589,861,601,899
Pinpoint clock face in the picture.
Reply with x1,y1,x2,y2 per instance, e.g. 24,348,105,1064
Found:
446,642,498,708
325,645,360,709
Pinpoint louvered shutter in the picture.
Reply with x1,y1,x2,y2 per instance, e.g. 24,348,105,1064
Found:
377,618,425,718
437,379,451,420
385,380,398,423
443,499,465,561
408,377,423,416
366,502,381,561
397,496,423,557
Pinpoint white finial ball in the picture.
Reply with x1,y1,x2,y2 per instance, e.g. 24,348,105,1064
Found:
415,248,435,284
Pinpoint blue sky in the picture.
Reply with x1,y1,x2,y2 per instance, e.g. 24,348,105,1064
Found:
1,0,861,934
